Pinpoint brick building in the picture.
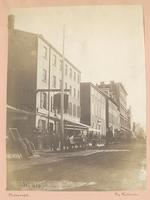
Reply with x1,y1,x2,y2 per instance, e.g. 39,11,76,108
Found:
7,15,85,147
80,82,106,142
97,81,129,135
105,96,120,136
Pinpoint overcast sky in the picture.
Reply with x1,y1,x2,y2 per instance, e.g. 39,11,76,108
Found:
10,5,146,130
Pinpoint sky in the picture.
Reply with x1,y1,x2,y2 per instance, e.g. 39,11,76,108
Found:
10,5,146,130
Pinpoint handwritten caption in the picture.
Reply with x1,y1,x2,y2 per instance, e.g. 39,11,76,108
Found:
115,192,138,197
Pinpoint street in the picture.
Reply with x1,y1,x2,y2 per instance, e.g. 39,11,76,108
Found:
7,142,146,191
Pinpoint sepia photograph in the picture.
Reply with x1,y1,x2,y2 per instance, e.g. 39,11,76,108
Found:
6,5,146,191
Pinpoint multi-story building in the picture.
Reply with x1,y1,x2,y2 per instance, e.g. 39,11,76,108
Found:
127,107,132,131
80,82,106,140
105,96,120,135
36,35,81,132
97,81,129,134
7,15,84,145
132,122,145,139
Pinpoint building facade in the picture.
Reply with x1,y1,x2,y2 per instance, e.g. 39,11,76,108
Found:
127,107,132,131
106,97,120,135
35,36,81,132
80,82,106,139
7,15,83,145
97,81,129,134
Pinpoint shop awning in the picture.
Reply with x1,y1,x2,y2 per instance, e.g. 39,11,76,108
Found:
88,127,101,133
7,105,35,116
64,120,89,131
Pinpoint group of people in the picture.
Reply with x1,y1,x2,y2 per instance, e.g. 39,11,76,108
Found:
32,128,59,151
32,128,88,151
32,127,113,151
7,126,120,159
63,132,87,151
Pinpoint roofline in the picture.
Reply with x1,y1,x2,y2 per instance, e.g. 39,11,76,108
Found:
13,29,81,74
38,35,81,74
107,96,119,108
81,82,119,108
7,105,35,115
14,29,38,37
97,81,128,95
118,82,128,95
81,82,107,97
97,88,119,108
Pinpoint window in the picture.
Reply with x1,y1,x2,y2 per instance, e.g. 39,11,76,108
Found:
70,86,72,96
74,88,76,98
53,54,57,66
43,93,47,109
59,79,62,89
77,106,81,118
49,122,54,132
78,90,80,100
78,74,80,84
65,64,68,75
74,71,76,82
43,46,48,59
42,69,47,83
59,59,62,70
69,102,72,115
38,119,46,130
73,104,76,117
65,82,67,89
51,96,53,111
69,68,72,78
52,75,56,88
40,92,47,110
92,122,95,128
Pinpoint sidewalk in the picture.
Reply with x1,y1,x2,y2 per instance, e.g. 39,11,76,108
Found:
7,148,130,172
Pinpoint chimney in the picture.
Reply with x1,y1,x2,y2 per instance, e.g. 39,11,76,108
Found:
8,15,15,31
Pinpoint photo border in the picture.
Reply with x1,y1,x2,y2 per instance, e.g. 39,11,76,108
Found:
0,0,149,199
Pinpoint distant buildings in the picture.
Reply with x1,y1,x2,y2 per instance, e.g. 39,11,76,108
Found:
97,81,130,135
105,95,120,136
127,107,132,131
80,82,106,140
132,122,145,139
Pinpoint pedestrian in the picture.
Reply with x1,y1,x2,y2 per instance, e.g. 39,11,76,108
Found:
110,127,114,144
66,134,70,151
49,133,53,151
82,132,87,149
32,128,41,149
52,133,57,151
106,127,110,145
69,135,74,151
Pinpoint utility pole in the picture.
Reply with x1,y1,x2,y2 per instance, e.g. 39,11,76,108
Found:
47,48,51,132
60,24,65,150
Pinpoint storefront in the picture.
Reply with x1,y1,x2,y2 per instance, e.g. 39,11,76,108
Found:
7,105,35,140
88,127,105,144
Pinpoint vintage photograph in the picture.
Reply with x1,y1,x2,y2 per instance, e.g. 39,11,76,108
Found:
6,5,146,191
